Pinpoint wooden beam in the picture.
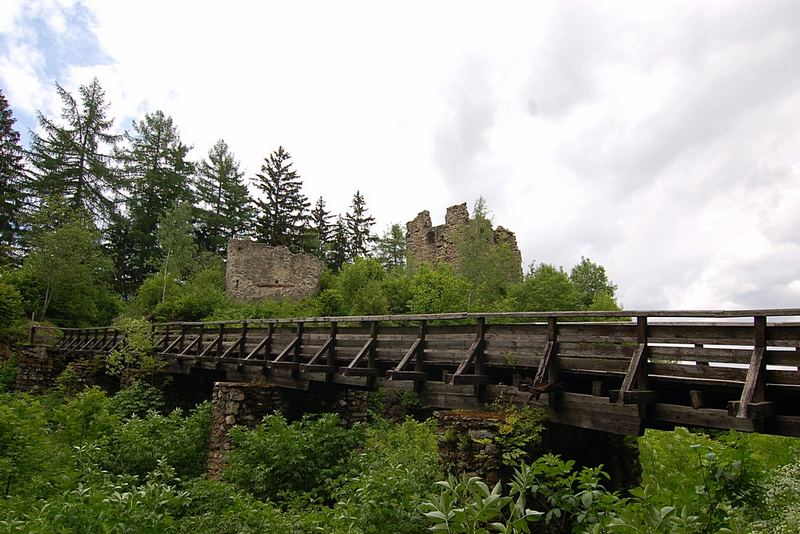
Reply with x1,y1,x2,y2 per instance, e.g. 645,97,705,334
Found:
341,322,378,376
450,317,486,384
733,315,771,419
198,335,222,358
616,316,653,407
179,336,200,356
161,334,185,355
388,321,426,383
531,317,560,405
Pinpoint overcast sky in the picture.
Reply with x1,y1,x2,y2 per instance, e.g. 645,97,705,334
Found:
2,0,799,311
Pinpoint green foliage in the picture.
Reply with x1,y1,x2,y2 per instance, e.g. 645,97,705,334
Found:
0,353,17,393
0,90,26,266
224,412,364,502
109,380,166,419
455,198,522,306
17,201,118,326
96,402,212,480
494,405,546,467
52,387,119,447
409,263,471,313
334,417,440,533
375,223,406,270
510,262,580,312
570,257,618,310
0,281,23,339
105,317,164,380
344,190,377,260
0,393,54,497
422,472,543,533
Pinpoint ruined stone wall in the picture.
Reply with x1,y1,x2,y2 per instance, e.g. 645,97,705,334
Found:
406,203,523,278
225,239,326,302
15,346,66,394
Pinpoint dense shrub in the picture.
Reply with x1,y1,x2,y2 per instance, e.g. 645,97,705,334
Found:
223,412,364,502
0,282,23,340
109,380,166,419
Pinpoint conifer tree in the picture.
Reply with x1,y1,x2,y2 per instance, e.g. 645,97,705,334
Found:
252,146,309,252
344,190,375,260
0,89,27,265
327,216,349,271
375,224,406,270
307,196,332,259
195,139,254,255
27,79,121,224
111,111,194,294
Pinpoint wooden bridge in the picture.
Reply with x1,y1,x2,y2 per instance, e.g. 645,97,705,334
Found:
31,309,800,437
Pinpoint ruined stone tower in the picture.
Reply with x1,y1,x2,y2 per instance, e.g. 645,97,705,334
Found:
225,239,325,302
406,203,523,279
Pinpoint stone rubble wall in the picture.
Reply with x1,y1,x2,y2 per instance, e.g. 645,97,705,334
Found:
15,346,66,394
225,239,326,302
406,203,523,279
436,410,506,487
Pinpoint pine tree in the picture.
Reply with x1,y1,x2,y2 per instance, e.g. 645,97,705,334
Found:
195,139,255,256
327,216,349,271
0,89,27,265
252,146,309,252
344,190,375,261
28,79,121,224
111,110,194,294
307,196,332,259
375,224,406,270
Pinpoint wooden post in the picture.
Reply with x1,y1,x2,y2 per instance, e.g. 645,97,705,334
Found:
239,322,248,359
197,324,205,355
179,324,187,353
293,322,304,364
415,320,428,391
29,324,37,345
217,324,225,357
265,323,274,359
731,316,770,421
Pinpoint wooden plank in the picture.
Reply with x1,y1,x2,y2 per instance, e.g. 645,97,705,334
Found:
341,321,378,376
450,317,485,384
616,316,651,407
161,335,185,355
179,336,200,356
198,335,222,358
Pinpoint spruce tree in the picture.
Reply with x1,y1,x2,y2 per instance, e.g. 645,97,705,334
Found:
327,215,349,271
375,224,406,270
344,190,375,260
111,110,194,294
0,89,27,265
307,196,332,259
252,146,309,252
28,79,121,224
195,139,255,256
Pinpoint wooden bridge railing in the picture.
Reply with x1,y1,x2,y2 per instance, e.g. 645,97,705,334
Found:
31,309,800,436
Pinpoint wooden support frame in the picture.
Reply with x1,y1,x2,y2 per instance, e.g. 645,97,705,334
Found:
613,316,655,407
531,317,561,406
387,320,427,383
450,317,487,387
161,334,185,355
270,322,303,370
220,323,249,359
729,316,773,420
246,323,274,360
341,321,380,377
180,336,200,356
302,322,338,374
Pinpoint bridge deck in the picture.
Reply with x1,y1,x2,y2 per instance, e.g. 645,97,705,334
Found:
32,309,800,436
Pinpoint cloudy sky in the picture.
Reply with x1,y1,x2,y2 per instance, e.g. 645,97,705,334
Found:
2,1,799,311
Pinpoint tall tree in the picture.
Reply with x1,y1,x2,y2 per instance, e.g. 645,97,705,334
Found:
374,224,406,270
27,79,121,224
569,256,618,309
510,262,580,312
156,203,197,302
111,110,194,294
0,90,27,265
195,139,255,256
327,216,349,271
16,199,117,326
307,196,332,259
455,197,521,306
344,190,375,260
252,146,309,251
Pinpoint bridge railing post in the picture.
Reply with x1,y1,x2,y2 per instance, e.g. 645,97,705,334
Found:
29,324,36,345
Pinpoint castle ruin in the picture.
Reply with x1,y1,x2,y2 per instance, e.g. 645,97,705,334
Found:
406,203,523,280
225,239,325,302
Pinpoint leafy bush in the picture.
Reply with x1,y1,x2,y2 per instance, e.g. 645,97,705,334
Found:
0,282,23,340
0,353,17,393
97,402,212,479
105,316,165,380
52,387,119,447
334,417,440,533
223,412,363,502
110,380,166,419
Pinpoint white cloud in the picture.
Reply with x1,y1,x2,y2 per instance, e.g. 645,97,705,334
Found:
3,0,800,311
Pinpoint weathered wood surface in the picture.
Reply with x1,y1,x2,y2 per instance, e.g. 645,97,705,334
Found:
32,309,800,437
